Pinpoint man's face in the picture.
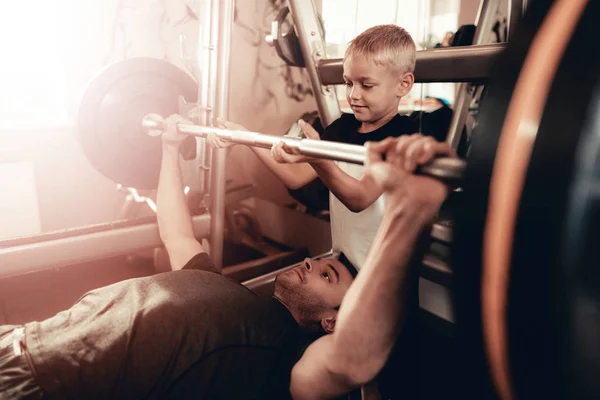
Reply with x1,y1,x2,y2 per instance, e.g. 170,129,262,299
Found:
343,56,407,128
274,257,354,331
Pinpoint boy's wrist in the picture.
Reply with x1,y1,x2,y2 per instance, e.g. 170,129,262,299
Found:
309,158,332,169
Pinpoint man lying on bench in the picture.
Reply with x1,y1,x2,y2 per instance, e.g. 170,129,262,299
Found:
0,115,356,400
0,116,453,399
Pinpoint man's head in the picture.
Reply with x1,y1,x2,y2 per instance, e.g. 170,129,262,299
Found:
343,25,416,129
273,254,357,334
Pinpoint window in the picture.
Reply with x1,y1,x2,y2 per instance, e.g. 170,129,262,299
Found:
0,1,71,129
319,0,462,107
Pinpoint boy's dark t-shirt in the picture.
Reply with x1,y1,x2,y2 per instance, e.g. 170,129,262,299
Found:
288,113,419,211
321,112,418,145
24,253,306,399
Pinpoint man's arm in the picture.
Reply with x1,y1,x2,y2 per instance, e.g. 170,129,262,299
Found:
291,199,433,398
157,115,206,271
290,136,454,399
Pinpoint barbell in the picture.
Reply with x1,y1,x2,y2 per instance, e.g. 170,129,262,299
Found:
77,57,465,189
77,57,199,189
74,55,466,322
141,113,466,184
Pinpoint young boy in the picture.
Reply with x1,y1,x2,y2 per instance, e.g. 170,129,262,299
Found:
209,24,420,269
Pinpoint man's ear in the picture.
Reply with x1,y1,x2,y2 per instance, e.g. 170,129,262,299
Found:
321,315,336,333
397,72,415,97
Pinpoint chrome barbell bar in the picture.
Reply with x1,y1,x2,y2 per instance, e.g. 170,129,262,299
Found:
142,113,466,182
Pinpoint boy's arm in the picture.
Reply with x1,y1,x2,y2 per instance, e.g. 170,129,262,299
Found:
248,147,318,190
290,136,454,399
207,119,318,190
157,115,208,271
272,120,382,212
309,159,382,212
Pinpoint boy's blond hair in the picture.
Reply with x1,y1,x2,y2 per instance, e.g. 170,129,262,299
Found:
344,24,416,75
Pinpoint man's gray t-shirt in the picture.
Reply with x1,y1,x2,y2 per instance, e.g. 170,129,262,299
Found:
24,253,305,399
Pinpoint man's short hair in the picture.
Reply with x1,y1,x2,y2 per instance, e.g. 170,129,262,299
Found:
337,252,359,278
344,24,416,74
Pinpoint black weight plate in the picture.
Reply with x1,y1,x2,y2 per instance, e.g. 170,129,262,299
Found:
452,1,554,398
78,58,198,189
508,1,600,397
561,78,600,400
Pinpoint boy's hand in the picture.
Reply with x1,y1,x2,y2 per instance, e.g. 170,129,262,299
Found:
161,114,193,148
271,119,321,164
365,134,455,215
205,118,248,149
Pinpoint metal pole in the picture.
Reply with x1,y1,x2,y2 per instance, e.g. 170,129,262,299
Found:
197,0,213,195
0,215,211,279
207,0,234,270
317,44,505,85
144,116,365,163
473,0,499,44
445,0,499,150
288,0,341,127
507,0,524,41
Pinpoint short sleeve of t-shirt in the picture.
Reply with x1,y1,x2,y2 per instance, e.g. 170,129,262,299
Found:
181,252,218,274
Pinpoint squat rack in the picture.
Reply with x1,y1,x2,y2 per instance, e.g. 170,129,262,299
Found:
0,0,524,278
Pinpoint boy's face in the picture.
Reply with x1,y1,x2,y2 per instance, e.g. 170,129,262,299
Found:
343,56,413,130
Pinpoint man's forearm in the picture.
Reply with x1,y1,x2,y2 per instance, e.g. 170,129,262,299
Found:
249,147,316,189
327,198,433,383
310,160,380,212
157,146,195,242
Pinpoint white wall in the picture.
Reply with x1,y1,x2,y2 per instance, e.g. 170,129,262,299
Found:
459,0,481,27
225,0,318,205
